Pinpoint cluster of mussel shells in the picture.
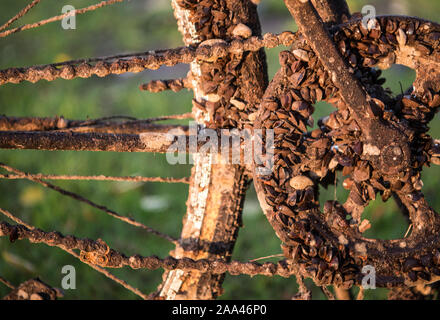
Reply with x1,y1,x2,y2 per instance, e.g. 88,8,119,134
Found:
256,16,440,287
176,0,265,129
334,16,440,126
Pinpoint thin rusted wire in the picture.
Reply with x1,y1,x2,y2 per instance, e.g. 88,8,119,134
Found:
0,207,148,299
0,220,297,278
0,182,296,284
0,173,190,184
0,207,33,230
0,163,178,244
0,276,15,290
0,0,129,38
75,115,138,126
0,0,42,32
65,249,149,300
74,113,193,126
0,115,192,136
249,254,284,262
138,112,193,123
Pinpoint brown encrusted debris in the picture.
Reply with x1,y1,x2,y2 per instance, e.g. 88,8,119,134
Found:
0,31,296,87
139,77,193,93
3,278,62,300
0,221,299,278
254,15,440,289
179,0,270,130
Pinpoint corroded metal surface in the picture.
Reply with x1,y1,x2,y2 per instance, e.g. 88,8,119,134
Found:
254,14,440,289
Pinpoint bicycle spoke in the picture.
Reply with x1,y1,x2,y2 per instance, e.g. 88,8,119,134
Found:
0,0,128,38
0,173,189,184
0,164,178,244
0,207,149,300
0,114,192,133
0,219,298,278
0,115,191,134
0,276,15,290
0,130,185,153
0,0,41,32
66,248,150,300
0,32,296,86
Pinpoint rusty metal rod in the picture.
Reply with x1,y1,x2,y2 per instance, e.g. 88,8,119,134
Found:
0,131,184,153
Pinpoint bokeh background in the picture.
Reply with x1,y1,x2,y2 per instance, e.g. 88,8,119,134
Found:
1,0,440,300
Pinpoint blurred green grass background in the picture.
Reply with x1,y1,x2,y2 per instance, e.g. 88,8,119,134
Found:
0,0,440,300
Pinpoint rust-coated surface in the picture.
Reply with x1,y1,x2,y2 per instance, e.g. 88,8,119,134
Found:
254,14,440,289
